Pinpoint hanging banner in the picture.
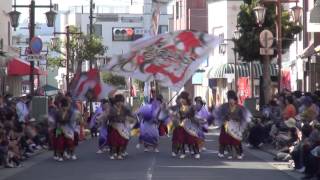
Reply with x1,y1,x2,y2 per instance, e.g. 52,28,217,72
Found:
101,30,220,90
237,77,251,105
281,69,291,91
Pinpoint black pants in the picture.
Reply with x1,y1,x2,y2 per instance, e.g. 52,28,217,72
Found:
305,154,320,177
248,124,265,147
0,146,7,166
91,127,98,137
172,143,185,155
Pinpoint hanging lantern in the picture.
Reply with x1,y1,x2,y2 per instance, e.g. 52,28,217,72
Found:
219,43,227,54
291,5,303,24
45,10,57,27
253,5,267,26
233,25,241,40
8,10,21,30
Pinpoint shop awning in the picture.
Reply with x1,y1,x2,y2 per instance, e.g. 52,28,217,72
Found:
7,57,44,76
208,63,278,79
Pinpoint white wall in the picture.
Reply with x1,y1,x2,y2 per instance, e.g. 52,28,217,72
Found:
208,0,242,68
0,0,12,50
208,0,228,68
77,12,171,56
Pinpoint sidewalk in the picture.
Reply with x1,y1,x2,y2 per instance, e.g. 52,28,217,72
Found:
0,150,51,180
245,143,311,180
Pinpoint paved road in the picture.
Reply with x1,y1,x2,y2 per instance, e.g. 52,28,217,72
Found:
1,132,299,180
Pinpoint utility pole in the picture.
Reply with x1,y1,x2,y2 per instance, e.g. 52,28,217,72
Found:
89,0,94,68
89,0,94,115
66,26,70,91
276,0,282,92
54,26,82,92
29,0,35,96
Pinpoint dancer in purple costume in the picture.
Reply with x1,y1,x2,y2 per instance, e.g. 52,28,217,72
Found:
194,97,210,152
137,95,164,152
93,99,110,154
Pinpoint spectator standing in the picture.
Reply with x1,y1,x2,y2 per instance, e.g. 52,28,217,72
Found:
16,96,29,124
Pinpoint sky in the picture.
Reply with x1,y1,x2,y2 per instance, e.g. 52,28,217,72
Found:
15,0,146,23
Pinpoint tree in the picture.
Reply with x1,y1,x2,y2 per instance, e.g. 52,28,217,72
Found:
48,26,106,72
101,72,126,88
235,0,302,105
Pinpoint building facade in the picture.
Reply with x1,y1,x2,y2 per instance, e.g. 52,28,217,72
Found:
0,0,19,96
172,0,208,102
54,1,173,92
11,23,55,95
207,0,243,105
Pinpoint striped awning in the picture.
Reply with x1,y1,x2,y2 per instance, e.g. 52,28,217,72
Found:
208,63,278,79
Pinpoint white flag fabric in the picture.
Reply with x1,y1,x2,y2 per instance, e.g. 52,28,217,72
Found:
101,30,220,90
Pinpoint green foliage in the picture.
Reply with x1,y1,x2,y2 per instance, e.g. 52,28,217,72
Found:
47,56,64,68
236,0,302,61
101,72,126,87
78,35,106,63
47,25,106,69
134,79,145,90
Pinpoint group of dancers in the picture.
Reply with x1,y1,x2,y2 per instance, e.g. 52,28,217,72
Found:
89,90,252,160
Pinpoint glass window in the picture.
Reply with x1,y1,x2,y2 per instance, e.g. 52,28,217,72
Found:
158,25,168,34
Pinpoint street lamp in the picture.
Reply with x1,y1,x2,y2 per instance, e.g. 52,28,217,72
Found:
253,5,267,26
233,25,241,41
291,5,303,24
8,0,57,96
219,43,227,54
45,10,57,27
8,10,21,30
253,0,302,91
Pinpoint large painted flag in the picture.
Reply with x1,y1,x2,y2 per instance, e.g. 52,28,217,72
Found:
70,69,115,101
102,30,220,90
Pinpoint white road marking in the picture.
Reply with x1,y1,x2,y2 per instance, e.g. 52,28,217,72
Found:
146,157,156,180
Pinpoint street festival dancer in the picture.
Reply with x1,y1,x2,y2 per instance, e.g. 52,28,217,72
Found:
90,99,110,154
55,98,81,162
214,90,252,160
194,96,210,152
137,95,163,153
169,91,202,159
107,94,136,160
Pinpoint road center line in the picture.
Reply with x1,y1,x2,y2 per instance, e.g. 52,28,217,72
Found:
146,156,156,180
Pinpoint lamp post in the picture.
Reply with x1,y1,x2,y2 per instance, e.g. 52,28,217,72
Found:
219,26,241,94
9,0,57,96
253,1,302,92
53,26,82,92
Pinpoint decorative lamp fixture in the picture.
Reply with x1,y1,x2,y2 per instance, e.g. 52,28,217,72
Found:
253,5,267,26
233,25,241,40
8,10,21,30
291,5,303,24
45,10,57,27
219,43,227,54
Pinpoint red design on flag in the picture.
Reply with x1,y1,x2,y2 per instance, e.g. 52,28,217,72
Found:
71,69,114,101
176,31,201,53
